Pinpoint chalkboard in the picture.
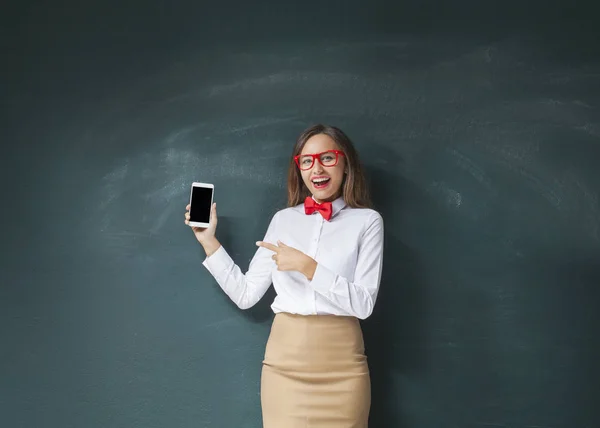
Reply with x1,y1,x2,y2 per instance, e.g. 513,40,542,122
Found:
1,1,599,427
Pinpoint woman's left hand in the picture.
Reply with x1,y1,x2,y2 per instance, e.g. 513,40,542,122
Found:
256,240,317,280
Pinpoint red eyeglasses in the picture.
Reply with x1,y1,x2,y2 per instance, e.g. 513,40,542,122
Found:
294,150,345,170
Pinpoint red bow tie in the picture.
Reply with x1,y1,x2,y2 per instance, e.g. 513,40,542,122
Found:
304,197,333,221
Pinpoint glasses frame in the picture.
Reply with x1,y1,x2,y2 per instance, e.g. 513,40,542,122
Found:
294,150,345,171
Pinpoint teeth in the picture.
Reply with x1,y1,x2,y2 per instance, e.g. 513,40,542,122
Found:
312,178,330,184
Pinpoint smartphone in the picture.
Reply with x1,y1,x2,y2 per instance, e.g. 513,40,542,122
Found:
188,182,214,228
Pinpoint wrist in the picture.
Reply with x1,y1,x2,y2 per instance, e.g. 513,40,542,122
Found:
201,236,221,257
302,258,318,280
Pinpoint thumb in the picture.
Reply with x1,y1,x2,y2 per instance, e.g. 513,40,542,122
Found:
210,203,218,225
277,240,287,247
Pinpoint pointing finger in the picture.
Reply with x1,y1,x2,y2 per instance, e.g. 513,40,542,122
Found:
256,241,279,253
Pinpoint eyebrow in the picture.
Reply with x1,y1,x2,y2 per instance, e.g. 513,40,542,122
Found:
300,150,337,155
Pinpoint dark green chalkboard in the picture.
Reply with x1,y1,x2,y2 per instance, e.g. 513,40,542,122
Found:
1,1,599,427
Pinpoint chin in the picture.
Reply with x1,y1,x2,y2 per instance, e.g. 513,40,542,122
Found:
313,189,341,202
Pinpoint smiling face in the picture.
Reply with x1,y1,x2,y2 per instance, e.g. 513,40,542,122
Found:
298,133,346,203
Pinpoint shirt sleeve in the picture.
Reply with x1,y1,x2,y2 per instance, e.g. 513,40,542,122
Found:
202,212,278,309
310,211,384,319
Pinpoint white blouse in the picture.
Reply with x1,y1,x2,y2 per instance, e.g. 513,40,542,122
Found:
202,197,384,319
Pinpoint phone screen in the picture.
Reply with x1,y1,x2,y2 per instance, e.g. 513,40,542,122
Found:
190,186,213,223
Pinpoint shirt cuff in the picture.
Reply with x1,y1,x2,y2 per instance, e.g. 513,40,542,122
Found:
310,262,337,295
202,245,233,279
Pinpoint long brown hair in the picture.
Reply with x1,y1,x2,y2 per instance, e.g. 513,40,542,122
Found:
287,124,372,208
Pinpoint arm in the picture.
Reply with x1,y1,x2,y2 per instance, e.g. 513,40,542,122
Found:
309,212,384,319
202,213,278,310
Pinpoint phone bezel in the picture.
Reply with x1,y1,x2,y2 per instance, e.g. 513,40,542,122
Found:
188,182,214,228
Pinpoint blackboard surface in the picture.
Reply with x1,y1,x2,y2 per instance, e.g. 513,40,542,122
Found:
1,1,599,427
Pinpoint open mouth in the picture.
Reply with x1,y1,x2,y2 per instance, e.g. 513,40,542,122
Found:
311,177,331,189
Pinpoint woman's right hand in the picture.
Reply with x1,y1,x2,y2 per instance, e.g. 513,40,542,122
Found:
185,202,218,245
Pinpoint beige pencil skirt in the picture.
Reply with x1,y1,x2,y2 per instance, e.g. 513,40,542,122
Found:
261,312,371,428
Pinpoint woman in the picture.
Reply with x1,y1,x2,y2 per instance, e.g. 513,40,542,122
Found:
184,124,384,427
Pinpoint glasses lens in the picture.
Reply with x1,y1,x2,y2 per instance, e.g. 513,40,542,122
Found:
298,155,314,170
320,151,338,166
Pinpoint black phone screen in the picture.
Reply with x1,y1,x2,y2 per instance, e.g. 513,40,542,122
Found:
190,186,213,223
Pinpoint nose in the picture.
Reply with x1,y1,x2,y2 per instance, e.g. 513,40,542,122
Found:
312,160,324,174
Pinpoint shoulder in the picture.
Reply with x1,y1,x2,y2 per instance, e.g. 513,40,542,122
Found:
340,207,383,235
363,209,383,232
270,204,304,222
343,206,383,224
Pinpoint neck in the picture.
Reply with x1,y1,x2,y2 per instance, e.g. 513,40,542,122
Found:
313,191,342,204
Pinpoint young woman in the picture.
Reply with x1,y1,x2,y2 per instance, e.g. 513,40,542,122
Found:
184,124,384,427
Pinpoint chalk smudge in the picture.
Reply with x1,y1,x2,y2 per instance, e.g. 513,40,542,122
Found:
513,166,562,210
447,148,492,188
164,126,197,145
200,317,237,331
219,116,298,135
430,181,463,208
99,159,130,218
575,123,600,138
209,71,359,96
